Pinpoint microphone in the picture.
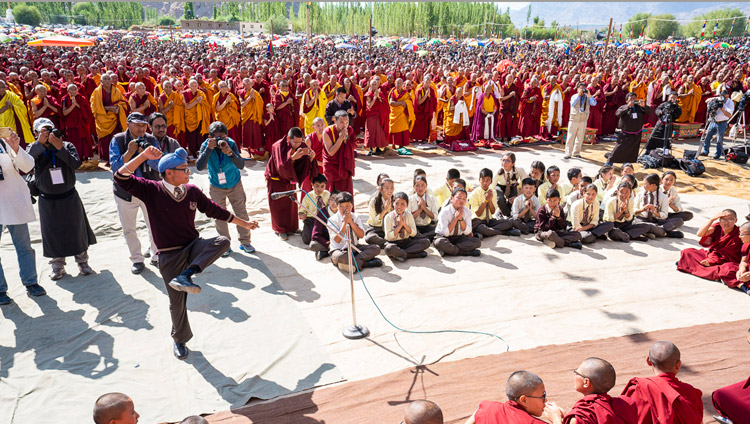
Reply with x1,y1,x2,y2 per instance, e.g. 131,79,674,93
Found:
270,189,300,200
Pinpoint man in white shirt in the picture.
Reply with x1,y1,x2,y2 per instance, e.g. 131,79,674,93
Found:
328,191,382,271
0,129,45,304
433,188,481,257
701,90,734,159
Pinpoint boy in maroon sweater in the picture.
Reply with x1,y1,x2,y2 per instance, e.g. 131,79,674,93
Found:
115,146,258,360
535,188,583,250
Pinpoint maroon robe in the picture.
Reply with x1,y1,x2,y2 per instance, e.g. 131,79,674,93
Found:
561,83,574,127
695,83,711,125
34,95,61,128
621,373,703,424
473,400,547,424
322,124,356,194
411,85,437,141
518,86,542,138
498,83,519,138
265,136,318,234
677,224,743,286
364,88,389,149
262,110,280,153
273,91,297,139
712,376,750,424
587,83,605,135
252,79,271,105
131,93,156,118
60,93,94,159
563,394,638,424
602,84,626,135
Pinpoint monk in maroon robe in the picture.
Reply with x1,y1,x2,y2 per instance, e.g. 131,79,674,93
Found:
31,86,61,128
602,77,626,136
364,79,389,151
677,210,743,286
265,127,318,238
587,78,605,136
712,330,750,424
621,341,703,424
60,85,94,160
560,77,574,130
322,112,356,195
466,371,564,424
75,66,97,99
498,76,519,140
273,80,297,138
564,358,637,424
262,104,281,154
518,79,542,138
411,76,437,142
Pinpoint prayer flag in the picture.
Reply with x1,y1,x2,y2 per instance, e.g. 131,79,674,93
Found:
713,20,719,38
700,20,706,40
268,39,274,57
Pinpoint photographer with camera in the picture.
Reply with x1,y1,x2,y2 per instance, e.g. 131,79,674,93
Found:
564,83,597,159
645,91,681,155
110,112,160,274
0,128,46,305
28,118,96,281
605,92,652,165
196,121,255,256
700,89,734,159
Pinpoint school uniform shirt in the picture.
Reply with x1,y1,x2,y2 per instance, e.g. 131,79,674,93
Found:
436,205,474,236
300,190,331,219
433,182,453,208
511,194,541,220
593,178,612,203
491,166,528,190
603,196,635,223
538,181,573,205
409,192,438,226
328,211,365,251
570,198,601,229
367,195,389,227
566,190,584,219
383,210,418,241
635,189,670,220
406,186,435,197
469,186,499,220
661,186,684,212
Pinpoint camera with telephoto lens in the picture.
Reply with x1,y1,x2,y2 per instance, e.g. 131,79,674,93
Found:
661,101,680,124
706,98,723,121
133,137,151,150
738,91,750,113
216,137,228,149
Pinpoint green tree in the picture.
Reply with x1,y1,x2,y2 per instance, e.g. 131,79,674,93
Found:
159,16,176,27
266,15,289,34
625,12,651,39
183,2,195,20
13,4,42,27
681,8,746,38
647,14,679,39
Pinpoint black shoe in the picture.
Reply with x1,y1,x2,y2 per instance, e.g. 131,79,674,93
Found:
465,249,481,257
169,273,202,294
598,234,608,240
569,241,583,250
26,284,47,297
644,233,656,240
476,233,484,240
634,235,649,242
131,262,145,274
408,251,428,259
315,251,330,261
0,292,11,305
364,258,383,268
504,228,522,237
666,230,684,239
173,342,189,360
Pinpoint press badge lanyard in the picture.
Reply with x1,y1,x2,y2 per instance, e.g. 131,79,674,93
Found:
44,149,64,185
216,150,227,185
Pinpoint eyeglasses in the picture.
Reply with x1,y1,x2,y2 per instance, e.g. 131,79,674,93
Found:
524,391,547,401
573,370,589,380
172,167,190,174
151,124,167,129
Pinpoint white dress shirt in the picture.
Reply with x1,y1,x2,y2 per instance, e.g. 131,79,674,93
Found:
328,211,365,251
0,140,36,225
435,205,473,236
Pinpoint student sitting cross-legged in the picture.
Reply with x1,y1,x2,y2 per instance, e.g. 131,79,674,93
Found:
384,192,431,262
661,171,694,223
310,191,338,261
434,168,461,208
634,173,684,239
328,191,383,271
470,168,521,239
410,175,439,241
365,177,394,248
535,188,583,249
510,178,541,235
433,188,482,257
299,174,330,246
569,184,614,244
602,182,651,242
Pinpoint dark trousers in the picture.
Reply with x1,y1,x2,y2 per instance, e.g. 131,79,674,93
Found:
609,221,651,242
185,128,203,156
416,224,436,242
472,217,513,237
331,244,380,269
301,217,315,245
158,236,229,344
634,216,684,237
668,211,694,222
384,237,431,260
495,185,518,217
580,222,615,244
535,229,581,248
510,218,536,235
434,234,481,256
309,240,329,252
364,225,386,248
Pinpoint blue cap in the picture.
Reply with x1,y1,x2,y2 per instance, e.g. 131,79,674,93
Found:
158,147,188,173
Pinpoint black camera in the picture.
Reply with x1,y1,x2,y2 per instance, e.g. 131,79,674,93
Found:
216,137,228,149
133,137,151,150
707,98,723,121
738,91,750,113
44,126,65,138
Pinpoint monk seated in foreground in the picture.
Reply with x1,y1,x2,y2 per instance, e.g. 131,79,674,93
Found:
621,340,703,424
404,400,444,424
677,210,744,288
712,329,750,424
564,357,637,424
465,370,565,424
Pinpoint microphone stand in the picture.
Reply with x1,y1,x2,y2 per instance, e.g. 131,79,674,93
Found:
290,193,369,340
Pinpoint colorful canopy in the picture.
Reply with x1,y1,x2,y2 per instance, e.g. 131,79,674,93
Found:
28,35,95,47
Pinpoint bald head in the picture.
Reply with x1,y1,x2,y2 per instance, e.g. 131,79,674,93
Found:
648,341,681,373
506,370,543,401
180,416,208,424
404,400,443,424
579,357,616,393
741,222,750,234
93,393,133,424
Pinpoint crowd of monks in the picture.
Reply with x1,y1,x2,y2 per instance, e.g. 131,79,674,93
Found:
1,35,750,168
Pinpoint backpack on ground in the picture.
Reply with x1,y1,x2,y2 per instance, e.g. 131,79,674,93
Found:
637,154,660,169
649,148,678,169
678,158,705,177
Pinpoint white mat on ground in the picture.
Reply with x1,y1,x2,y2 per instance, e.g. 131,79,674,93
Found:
1,147,749,422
